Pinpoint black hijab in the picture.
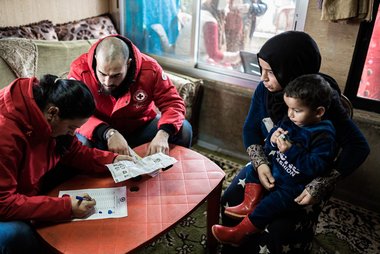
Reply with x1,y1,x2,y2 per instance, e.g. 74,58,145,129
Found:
257,31,322,124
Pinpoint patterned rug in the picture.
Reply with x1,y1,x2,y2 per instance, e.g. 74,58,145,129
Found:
135,149,380,254
312,197,380,254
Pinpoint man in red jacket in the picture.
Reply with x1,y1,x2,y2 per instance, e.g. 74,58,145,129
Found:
69,35,192,156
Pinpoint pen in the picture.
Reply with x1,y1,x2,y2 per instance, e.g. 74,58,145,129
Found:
75,195,92,201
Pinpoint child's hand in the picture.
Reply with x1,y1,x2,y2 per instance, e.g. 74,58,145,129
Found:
276,135,292,153
270,128,288,145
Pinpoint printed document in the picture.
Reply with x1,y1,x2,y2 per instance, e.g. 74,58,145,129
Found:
106,150,177,183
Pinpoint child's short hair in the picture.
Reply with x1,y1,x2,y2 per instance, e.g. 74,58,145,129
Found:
284,74,333,110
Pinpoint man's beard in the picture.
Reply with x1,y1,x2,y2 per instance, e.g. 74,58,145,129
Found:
98,84,113,95
98,80,130,98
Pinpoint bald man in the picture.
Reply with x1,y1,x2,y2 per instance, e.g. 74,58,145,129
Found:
69,35,192,156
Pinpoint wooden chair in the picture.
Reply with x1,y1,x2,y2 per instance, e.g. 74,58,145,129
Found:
340,93,354,118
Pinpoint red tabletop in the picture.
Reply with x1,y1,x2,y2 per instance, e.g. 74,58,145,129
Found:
34,144,225,254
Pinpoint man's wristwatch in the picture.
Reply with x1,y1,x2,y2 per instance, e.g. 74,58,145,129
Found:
106,129,117,140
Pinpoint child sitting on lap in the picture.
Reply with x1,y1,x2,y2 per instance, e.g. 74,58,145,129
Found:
212,74,338,246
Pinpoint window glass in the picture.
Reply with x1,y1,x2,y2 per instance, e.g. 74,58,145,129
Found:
123,0,304,79
124,0,181,55
357,7,380,101
197,0,296,75
344,1,380,114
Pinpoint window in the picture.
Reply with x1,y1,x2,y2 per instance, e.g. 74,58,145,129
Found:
121,0,308,86
345,0,380,114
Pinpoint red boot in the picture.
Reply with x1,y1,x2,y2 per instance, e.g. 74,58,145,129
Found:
212,216,260,246
224,183,263,219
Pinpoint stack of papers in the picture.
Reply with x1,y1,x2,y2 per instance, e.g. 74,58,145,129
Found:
106,150,177,183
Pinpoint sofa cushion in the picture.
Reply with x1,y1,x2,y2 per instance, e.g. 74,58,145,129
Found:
34,39,97,78
54,14,118,40
0,39,96,87
0,57,17,87
0,20,58,40
166,72,203,141
0,38,38,80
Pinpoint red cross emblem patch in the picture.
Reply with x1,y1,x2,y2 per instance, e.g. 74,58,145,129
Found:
133,90,148,103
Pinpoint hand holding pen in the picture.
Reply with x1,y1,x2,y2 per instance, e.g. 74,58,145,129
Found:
69,193,96,219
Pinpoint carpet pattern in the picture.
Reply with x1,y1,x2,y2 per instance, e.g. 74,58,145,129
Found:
135,150,380,254
312,197,380,254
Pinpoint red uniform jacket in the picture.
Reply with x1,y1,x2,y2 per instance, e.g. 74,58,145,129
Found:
68,35,186,140
0,78,116,221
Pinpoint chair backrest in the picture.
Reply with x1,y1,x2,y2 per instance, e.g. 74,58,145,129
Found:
240,51,261,75
319,73,353,119
340,93,353,118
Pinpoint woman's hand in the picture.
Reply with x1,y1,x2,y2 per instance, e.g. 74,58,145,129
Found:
257,164,275,190
70,193,96,219
294,189,317,205
106,129,131,156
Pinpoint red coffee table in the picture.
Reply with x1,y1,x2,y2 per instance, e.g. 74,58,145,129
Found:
34,144,225,254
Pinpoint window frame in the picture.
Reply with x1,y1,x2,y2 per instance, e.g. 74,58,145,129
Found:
344,0,380,114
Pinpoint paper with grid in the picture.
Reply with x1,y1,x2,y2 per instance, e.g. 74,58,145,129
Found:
59,186,127,221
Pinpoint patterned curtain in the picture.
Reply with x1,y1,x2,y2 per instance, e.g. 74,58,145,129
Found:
124,0,180,54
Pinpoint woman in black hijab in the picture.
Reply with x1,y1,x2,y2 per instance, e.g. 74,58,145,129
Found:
219,31,369,253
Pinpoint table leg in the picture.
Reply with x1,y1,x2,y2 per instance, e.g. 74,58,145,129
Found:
207,181,223,254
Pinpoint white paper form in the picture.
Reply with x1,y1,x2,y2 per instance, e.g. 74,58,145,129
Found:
106,151,178,183
59,186,127,221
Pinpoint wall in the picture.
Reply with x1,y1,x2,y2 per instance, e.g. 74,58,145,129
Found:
109,0,121,33
195,3,380,212
333,113,380,212
305,3,360,90
0,0,109,26
197,80,252,160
